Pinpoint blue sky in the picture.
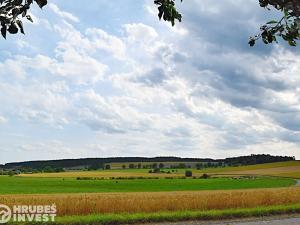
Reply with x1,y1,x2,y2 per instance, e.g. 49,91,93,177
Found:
0,0,300,164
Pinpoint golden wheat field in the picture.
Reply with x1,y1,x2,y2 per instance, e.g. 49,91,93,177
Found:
217,166,300,178
1,187,300,216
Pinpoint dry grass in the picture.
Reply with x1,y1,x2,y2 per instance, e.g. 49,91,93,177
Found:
216,166,300,178
275,172,300,179
198,161,300,173
1,187,300,216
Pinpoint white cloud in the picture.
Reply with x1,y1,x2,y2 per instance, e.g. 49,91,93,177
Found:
85,28,126,60
49,3,79,23
0,116,7,124
0,1,300,163
124,23,158,44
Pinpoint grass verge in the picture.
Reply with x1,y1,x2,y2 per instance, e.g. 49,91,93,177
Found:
35,204,300,225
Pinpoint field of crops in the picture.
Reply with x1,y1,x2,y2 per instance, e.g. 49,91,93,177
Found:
1,161,300,224
17,169,182,178
0,161,299,224
0,176,295,194
17,161,300,179
1,188,300,216
196,161,300,178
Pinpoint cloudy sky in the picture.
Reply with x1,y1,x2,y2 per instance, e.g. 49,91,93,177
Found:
0,0,300,164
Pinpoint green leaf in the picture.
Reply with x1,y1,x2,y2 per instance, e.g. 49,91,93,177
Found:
34,0,47,9
8,22,18,34
248,39,255,47
266,20,278,24
16,20,24,34
26,15,33,23
1,25,6,39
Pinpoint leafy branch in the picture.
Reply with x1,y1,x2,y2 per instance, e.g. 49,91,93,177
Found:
154,0,183,26
249,0,300,46
0,0,47,39
0,0,299,48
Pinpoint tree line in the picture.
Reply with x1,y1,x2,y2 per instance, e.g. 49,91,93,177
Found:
0,154,295,171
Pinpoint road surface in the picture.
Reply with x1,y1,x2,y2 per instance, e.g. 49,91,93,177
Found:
143,215,300,225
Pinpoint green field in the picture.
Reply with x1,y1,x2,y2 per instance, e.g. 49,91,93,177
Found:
0,176,295,194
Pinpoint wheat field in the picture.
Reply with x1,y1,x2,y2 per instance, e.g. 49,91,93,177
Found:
216,166,300,178
1,187,300,216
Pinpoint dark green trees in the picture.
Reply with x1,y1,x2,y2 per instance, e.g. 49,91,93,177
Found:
0,0,47,38
249,0,300,46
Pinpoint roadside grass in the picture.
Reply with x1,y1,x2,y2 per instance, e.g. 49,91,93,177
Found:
21,203,300,225
0,176,295,194
2,187,300,216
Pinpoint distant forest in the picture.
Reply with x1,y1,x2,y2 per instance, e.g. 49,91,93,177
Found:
0,154,295,171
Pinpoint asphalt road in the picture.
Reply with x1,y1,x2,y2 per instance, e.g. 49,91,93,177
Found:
143,215,300,225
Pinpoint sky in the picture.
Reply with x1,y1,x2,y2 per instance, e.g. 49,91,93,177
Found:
0,0,300,164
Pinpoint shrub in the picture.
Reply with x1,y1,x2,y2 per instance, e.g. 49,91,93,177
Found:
179,163,186,169
8,171,15,176
129,164,135,169
76,177,94,180
154,168,161,173
43,166,55,173
152,163,158,169
185,170,193,177
201,173,210,179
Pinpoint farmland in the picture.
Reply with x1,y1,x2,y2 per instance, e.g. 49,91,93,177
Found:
17,169,182,178
17,160,300,179
201,161,300,178
0,176,295,194
1,188,300,216
1,160,300,224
